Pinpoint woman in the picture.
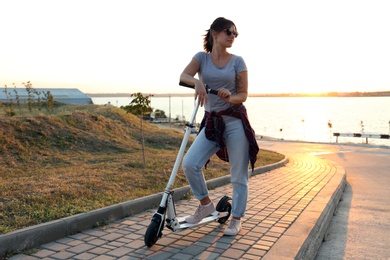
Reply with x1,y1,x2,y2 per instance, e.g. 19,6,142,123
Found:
180,17,259,236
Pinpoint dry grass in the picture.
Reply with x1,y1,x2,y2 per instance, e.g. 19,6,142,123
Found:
0,104,284,234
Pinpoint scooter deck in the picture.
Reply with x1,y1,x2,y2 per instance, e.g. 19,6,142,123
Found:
175,211,228,229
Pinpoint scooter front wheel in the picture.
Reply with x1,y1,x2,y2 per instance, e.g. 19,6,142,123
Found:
216,196,232,224
144,220,162,247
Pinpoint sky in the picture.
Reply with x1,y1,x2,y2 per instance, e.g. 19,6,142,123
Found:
1,0,389,94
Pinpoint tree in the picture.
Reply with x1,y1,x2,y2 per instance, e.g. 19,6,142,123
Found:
23,81,34,113
43,90,55,112
121,93,153,166
2,84,15,116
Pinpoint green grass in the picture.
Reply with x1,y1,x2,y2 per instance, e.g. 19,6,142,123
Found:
0,104,285,234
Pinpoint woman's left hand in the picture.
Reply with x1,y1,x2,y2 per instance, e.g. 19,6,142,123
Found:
217,88,232,102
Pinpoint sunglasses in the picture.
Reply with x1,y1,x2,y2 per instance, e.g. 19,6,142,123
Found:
224,28,239,38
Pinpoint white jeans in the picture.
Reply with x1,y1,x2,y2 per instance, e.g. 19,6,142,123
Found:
182,116,250,218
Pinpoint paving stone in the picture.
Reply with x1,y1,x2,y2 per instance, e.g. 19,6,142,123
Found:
88,238,106,246
221,248,246,259
170,252,194,260
181,244,207,255
9,255,39,260
50,251,76,259
106,240,125,248
100,232,123,241
70,233,91,240
125,239,147,249
106,247,134,258
73,252,98,260
31,249,55,258
92,256,116,260
88,247,110,255
194,251,220,260
67,243,95,254
40,242,70,251
142,251,174,260
118,256,141,260
83,230,108,237
230,242,251,251
65,239,84,247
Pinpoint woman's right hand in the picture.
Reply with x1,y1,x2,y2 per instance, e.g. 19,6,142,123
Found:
194,80,208,107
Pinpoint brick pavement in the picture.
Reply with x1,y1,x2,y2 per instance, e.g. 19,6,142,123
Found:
9,153,345,260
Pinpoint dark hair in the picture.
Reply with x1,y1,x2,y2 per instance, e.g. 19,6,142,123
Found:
203,17,236,53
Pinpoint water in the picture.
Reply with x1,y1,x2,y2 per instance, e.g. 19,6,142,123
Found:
92,96,390,146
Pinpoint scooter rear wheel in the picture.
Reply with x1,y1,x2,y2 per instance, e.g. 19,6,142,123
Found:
144,219,163,247
216,196,232,224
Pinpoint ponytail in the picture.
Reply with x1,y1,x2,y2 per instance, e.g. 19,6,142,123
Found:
203,30,213,53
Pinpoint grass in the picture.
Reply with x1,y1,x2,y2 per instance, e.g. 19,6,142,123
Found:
0,104,285,234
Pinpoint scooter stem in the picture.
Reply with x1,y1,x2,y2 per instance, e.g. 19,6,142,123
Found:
165,99,199,193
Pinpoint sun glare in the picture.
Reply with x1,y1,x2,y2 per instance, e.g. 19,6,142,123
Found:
299,98,332,141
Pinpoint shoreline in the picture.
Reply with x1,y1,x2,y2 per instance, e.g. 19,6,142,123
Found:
88,92,390,98
155,123,390,149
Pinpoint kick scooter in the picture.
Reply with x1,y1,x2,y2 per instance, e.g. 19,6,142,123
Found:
144,82,232,247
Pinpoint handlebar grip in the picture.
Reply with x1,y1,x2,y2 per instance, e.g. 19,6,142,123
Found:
207,88,218,95
179,81,194,89
179,81,218,95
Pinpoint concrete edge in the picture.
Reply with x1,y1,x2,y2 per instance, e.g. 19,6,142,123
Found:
263,164,347,260
0,156,288,256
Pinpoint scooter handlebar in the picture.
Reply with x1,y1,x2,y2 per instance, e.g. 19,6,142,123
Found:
179,81,218,95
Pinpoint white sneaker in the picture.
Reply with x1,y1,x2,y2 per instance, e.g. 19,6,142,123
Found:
185,202,215,224
224,218,241,236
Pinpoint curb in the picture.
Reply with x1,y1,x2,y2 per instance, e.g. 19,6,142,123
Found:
0,157,288,256
263,165,347,259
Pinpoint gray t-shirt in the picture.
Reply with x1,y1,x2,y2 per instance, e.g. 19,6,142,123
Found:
194,52,247,113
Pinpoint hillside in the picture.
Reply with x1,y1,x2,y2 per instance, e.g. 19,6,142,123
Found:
0,104,284,234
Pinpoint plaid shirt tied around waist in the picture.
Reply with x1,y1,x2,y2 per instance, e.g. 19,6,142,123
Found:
199,103,259,172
